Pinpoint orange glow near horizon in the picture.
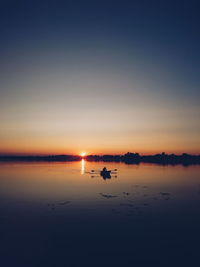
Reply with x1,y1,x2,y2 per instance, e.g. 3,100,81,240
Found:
0,148,200,156
0,129,200,156
0,139,200,155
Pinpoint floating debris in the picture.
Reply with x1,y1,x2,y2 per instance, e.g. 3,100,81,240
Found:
123,192,130,196
99,193,118,198
160,192,170,196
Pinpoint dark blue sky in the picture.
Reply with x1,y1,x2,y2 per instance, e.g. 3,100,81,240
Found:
0,0,199,154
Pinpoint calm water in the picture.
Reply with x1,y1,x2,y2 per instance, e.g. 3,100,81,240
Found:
1,161,200,266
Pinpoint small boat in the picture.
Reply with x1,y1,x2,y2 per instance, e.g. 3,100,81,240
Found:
100,170,112,179
100,170,111,176
89,168,117,179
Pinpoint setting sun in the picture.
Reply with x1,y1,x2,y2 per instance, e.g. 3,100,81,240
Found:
80,152,86,157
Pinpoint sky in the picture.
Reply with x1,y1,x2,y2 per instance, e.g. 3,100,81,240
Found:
0,0,200,155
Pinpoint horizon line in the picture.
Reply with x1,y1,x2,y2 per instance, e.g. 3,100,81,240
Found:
0,152,200,157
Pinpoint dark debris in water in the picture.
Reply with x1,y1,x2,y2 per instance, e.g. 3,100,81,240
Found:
123,192,130,196
47,201,71,210
160,192,171,196
99,193,118,198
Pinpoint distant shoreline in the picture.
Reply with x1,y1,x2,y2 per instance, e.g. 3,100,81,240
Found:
0,152,200,166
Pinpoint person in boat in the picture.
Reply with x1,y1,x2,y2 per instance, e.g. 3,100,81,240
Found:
100,167,111,179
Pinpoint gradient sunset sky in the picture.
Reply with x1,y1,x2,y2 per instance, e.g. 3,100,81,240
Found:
0,0,199,155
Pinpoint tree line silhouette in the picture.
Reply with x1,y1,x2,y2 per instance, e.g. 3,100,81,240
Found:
0,152,200,166
86,152,200,166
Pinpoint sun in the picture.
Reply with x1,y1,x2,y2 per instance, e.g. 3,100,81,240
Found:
80,152,86,157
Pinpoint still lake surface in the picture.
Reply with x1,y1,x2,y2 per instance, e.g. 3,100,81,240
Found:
1,160,200,266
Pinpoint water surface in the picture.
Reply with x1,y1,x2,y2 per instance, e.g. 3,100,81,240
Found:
1,161,200,266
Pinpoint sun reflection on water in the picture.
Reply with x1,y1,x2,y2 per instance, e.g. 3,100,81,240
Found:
81,159,85,175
